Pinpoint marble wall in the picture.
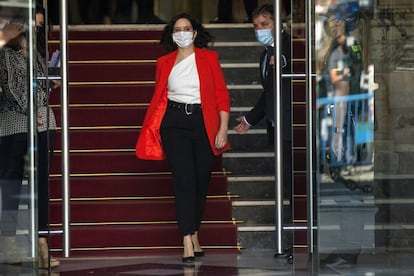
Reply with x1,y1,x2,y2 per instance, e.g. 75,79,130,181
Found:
369,3,414,249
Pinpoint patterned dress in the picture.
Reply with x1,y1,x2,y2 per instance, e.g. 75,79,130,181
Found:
0,47,56,137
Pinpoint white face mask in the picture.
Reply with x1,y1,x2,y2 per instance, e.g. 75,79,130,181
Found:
172,31,194,48
255,28,274,46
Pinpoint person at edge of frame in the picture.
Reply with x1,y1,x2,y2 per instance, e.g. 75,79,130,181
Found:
232,3,293,264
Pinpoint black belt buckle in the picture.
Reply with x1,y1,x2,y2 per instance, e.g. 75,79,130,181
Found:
168,100,200,115
185,103,193,115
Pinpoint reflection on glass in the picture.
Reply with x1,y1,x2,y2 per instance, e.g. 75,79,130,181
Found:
0,21,30,265
316,0,377,272
0,0,38,268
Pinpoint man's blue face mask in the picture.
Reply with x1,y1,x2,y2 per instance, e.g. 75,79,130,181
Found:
255,29,274,46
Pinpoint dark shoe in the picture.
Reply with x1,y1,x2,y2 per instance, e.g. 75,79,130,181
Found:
194,251,205,257
324,256,348,268
209,17,232,23
287,254,293,264
137,15,165,24
182,256,195,263
274,248,292,259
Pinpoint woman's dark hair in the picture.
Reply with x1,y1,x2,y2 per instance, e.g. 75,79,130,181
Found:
159,13,214,53
6,32,26,52
36,5,47,58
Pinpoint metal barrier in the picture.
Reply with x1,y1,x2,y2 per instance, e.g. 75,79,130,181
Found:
317,93,374,171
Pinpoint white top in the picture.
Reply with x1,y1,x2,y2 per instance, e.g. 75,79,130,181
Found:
167,53,201,104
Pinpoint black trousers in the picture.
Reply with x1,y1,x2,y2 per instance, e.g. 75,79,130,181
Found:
218,0,258,22
114,0,154,23
160,107,214,236
38,130,56,234
0,133,27,237
0,131,56,236
267,125,293,251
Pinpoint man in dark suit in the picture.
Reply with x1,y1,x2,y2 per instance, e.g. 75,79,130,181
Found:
233,3,293,263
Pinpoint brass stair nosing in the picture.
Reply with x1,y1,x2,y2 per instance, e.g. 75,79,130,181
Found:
49,171,231,178
69,81,155,85
49,220,239,227
50,244,242,253
50,103,149,108
55,126,141,130
69,59,156,64
49,194,238,202
49,39,160,44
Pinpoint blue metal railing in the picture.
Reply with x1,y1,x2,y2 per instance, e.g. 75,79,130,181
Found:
317,92,374,168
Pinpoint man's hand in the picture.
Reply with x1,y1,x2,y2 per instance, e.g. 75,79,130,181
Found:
233,116,250,134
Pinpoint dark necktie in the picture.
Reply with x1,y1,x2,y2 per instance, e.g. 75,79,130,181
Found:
262,46,273,79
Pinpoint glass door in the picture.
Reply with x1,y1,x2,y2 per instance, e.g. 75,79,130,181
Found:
0,0,39,272
314,0,414,274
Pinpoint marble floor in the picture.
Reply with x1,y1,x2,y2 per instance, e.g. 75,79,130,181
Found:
1,249,300,276
3,250,414,275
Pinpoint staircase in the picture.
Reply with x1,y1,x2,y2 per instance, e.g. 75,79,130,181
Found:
47,26,238,257
47,23,308,256
208,25,308,252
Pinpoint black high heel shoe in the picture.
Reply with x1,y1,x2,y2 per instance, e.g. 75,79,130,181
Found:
182,256,195,263
194,251,205,257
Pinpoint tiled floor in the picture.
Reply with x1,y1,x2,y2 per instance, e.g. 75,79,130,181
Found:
1,249,298,275
4,250,414,275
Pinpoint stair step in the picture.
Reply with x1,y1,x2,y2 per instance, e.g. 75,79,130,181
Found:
49,199,233,223
223,154,275,175
51,41,162,60
69,63,155,82
228,134,271,151
54,129,139,149
227,180,275,199
53,106,146,126
209,26,258,42
222,67,258,85
214,46,263,63
49,224,239,257
50,152,224,174
50,84,154,104
232,204,291,225
49,175,229,198
50,29,163,40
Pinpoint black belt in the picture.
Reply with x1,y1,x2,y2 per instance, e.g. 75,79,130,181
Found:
167,100,202,115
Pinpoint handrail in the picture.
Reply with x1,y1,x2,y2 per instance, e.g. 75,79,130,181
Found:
28,0,37,259
306,0,314,256
273,0,283,255
59,0,71,257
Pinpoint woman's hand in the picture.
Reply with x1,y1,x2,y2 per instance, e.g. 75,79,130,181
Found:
215,128,228,149
37,112,43,126
51,80,61,89
215,110,229,149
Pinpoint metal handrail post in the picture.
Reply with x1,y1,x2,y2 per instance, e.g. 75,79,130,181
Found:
60,0,71,257
28,0,37,259
306,0,315,256
273,0,283,255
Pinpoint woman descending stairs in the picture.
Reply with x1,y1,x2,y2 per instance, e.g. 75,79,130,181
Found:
47,26,238,257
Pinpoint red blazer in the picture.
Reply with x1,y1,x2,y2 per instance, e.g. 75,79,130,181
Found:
136,47,231,160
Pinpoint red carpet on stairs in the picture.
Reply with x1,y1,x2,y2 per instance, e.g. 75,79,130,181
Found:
47,27,239,257
49,175,229,198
